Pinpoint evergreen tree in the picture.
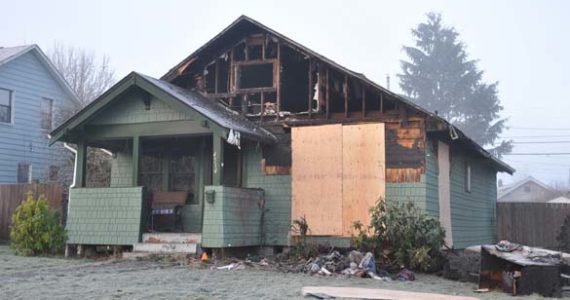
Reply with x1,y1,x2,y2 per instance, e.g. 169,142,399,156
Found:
399,13,511,156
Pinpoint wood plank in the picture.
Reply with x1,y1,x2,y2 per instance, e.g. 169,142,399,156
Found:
341,124,385,237
302,286,480,300
292,124,343,235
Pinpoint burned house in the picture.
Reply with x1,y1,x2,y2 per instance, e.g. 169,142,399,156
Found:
50,16,514,253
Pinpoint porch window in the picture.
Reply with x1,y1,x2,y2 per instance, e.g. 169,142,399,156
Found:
0,88,12,124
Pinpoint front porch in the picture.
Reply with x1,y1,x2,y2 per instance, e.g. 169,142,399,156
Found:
53,72,277,253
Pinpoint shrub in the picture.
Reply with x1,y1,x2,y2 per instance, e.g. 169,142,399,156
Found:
353,199,445,271
10,192,66,256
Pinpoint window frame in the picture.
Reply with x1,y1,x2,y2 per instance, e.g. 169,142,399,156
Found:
0,87,14,125
17,163,32,184
40,97,54,130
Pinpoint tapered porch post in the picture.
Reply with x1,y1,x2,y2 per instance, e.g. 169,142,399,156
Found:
132,135,140,186
212,136,224,186
75,141,87,188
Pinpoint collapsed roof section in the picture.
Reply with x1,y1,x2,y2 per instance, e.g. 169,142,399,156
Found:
161,15,514,174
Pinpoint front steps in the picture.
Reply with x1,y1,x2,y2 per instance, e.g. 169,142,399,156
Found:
126,233,201,257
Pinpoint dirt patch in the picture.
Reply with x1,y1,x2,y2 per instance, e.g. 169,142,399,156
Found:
0,246,556,299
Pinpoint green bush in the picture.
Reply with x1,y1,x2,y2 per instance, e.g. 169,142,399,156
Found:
10,192,66,256
352,199,445,271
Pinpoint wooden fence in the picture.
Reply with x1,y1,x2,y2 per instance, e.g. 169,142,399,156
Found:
497,202,570,250
0,183,65,241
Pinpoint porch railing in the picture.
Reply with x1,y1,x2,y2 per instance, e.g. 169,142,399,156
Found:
202,186,264,248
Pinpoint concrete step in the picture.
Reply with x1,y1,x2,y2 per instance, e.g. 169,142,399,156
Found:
133,242,197,254
142,233,201,244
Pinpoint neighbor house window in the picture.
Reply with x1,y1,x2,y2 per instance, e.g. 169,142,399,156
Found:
49,165,60,182
17,163,32,183
0,88,13,124
41,98,54,130
465,164,471,193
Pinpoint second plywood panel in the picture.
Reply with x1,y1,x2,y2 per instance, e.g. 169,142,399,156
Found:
342,124,386,236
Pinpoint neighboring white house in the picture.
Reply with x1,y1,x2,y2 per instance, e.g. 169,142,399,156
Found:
498,176,554,203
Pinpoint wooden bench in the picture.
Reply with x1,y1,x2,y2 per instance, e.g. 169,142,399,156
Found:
150,191,188,232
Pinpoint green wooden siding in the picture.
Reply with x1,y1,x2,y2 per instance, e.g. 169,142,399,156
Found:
386,182,427,210
449,149,497,249
90,92,194,125
66,187,144,245
242,143,292,246
202,185,264,247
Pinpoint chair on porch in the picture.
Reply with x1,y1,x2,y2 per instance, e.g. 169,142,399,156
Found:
149,191,188,232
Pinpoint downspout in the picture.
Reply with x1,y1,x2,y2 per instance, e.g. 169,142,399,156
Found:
63,142,78,188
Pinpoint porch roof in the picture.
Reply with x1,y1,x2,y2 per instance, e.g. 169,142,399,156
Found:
50,72,277,144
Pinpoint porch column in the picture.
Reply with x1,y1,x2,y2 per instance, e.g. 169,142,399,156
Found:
132,135,140,186
212,136,224,185
75,141,87,188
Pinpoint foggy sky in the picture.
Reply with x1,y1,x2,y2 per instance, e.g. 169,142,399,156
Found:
1,0,569,186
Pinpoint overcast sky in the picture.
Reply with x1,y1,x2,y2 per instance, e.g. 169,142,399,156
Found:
2,0,569,186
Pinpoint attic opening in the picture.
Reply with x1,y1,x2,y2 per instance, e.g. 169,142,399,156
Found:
280,45,309,113
347,77,363,113
328,69,345,113
237,63,274,89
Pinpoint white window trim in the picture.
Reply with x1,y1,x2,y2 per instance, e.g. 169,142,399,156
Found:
0,88,15,126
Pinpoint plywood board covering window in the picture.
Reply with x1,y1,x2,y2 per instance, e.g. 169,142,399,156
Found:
292,123,386,237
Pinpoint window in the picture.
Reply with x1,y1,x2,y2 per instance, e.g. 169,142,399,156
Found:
41,98,53,130
0,88,12,124
49,165,60,181
17,163,31,183
465,164,471,193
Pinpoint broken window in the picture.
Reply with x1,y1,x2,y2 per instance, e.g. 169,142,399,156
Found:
237,63,274,89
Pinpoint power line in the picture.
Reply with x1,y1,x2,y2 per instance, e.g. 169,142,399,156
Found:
504,153,570,156
502,135,570,139
512,141,570,144
510,127,570,131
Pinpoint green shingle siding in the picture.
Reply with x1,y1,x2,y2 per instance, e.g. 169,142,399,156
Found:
110,150,133,187
202,185,264,248
90,93,194,125
242,144,291,246
66,187,144,245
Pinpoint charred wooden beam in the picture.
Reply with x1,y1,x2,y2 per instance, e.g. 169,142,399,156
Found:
308,58,312,118
344,75,349,118
276,41,281,118
326,68,330,119
362,86,366,117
